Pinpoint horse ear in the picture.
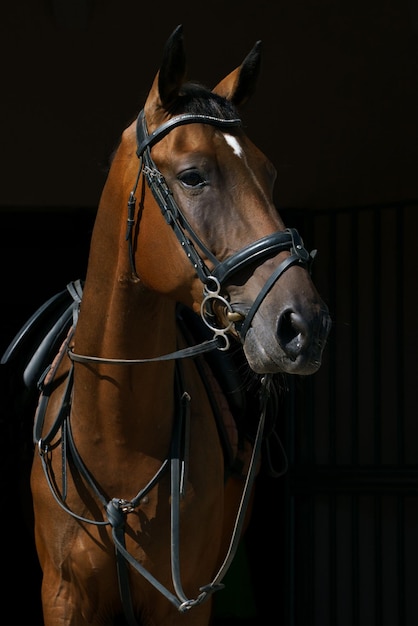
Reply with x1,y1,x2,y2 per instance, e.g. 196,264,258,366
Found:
145,24,187,116
158,24,187,105
212,40,262,107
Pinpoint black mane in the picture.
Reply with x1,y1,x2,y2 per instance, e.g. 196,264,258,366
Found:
168,82,239,120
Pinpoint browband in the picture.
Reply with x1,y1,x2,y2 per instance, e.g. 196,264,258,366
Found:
136,109,242,158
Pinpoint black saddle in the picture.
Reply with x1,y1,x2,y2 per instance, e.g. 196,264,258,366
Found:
1,288,76,390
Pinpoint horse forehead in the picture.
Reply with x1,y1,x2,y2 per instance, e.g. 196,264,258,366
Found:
222,133,243,158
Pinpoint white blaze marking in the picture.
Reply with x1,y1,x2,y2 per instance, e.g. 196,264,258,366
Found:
223,133,243,158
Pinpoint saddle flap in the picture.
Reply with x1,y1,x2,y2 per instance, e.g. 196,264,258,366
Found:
1,287,76,389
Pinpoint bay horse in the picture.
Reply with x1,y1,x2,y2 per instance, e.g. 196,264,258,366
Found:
30,25,331,626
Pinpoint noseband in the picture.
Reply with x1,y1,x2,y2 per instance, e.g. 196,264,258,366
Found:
127,109,315,347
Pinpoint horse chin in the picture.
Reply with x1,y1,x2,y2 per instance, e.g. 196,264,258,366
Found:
243,328,323,375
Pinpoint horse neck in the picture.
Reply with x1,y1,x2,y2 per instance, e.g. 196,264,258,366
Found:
70,180,178,455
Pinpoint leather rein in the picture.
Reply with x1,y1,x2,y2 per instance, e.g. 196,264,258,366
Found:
35,110,316,624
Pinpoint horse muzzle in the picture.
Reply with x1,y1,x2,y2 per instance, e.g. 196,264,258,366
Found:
239,302,332,375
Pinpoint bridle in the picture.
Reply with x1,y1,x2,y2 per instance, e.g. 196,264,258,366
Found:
126,109,316,349
70,108,317,365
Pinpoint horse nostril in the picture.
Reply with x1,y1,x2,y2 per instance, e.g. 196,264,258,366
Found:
277,310,308,359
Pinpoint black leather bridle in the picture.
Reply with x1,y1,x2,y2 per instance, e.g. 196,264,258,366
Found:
126,109,316,348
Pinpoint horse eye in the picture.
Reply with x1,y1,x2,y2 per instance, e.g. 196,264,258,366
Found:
178,169,206,189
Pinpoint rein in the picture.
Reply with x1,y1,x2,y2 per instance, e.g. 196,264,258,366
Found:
68,335,223,364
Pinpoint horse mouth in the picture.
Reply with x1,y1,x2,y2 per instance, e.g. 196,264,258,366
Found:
243,332,324,374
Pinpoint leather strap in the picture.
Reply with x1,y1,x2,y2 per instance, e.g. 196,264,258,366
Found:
136,109,241,158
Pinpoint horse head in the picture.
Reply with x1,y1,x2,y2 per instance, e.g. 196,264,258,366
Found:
114,25,331,375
